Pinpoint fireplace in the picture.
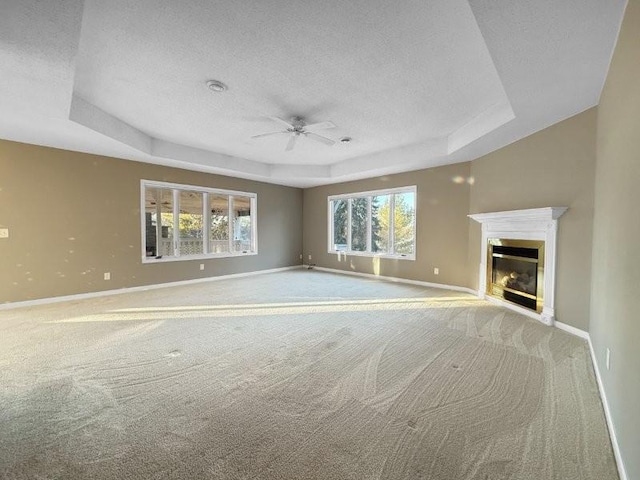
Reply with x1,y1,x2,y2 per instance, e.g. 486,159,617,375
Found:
487,239,544,313
468,207,567,326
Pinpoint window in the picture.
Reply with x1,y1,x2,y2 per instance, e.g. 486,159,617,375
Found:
392,190,416,256
351,197,368,252
142,180,257,262
332,199,348,251
232,196,253,253
371,194,390,254
328,186,416,259
178,191,203,256
209,194,229,254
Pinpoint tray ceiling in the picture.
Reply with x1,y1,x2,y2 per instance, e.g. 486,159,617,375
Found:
0,0,627,187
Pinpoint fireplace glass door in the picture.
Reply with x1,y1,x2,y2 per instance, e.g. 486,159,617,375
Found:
487,239,544,312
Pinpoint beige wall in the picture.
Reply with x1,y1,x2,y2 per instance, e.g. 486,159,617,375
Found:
302,110,597,331
0,140,303,303
591,1,640,478
468,108,598,331
303,163,472,288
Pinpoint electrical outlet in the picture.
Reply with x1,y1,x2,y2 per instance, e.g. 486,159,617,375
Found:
299,254,303,260
199,264,204,271
308,254,312,261
104,272,111,281
0,228,8,238
434,267,439,275
606,348,611,370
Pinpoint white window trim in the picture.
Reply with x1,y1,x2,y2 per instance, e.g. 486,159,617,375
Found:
327,185,417,261
140,180,258,263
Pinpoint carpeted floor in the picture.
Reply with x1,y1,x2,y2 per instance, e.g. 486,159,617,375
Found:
0,270,618,479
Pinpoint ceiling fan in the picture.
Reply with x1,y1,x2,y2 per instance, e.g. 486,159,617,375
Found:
252,116,336,151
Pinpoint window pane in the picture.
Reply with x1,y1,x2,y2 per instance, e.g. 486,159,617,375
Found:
144,188,159,257
209,194,229,254
146,188,175,257
232,196,252,253
178,191,203,255
351,197,368,252
332,199,348,251
393,191,415,255
371,195,390,253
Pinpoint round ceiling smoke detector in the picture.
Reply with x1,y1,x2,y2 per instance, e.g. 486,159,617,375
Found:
206,80,227,92
340,137,352,144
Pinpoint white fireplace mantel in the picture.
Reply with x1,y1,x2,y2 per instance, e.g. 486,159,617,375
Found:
469,207,568,325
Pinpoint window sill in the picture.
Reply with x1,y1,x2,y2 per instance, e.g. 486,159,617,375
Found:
142,251,258,264
328,251,415,261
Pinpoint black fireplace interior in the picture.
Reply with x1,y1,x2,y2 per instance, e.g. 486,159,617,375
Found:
490,244,540,311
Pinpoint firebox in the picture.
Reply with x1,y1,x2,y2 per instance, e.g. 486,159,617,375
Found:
486,239,545,313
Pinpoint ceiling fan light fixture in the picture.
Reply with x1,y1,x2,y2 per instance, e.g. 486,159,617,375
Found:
206,80,227,92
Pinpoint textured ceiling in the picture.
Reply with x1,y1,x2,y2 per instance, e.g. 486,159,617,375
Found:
0,0,627,187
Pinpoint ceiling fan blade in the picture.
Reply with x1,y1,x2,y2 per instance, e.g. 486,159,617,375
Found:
304,121,336,131
305,132,335,146
251,131,287,139
285,134,298,151
268,116,295,129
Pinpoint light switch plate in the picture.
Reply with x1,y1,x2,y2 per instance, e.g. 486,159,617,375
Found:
0,228,8,238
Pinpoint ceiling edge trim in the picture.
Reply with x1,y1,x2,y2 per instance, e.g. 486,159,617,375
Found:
69,94,152,154
270,164,331,179
151,139,271,177
330,138,447,178
447,100,515,154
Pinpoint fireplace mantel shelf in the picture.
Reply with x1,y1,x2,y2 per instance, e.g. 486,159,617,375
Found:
468,207,568,224
468,207,568,326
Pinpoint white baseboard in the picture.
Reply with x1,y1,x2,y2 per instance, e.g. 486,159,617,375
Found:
587,337,628,480
0,265,302,311
554,318,626,480
555,320,590,340
307,265,478,296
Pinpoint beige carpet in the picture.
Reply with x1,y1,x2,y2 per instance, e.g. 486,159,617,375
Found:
0,270,618,479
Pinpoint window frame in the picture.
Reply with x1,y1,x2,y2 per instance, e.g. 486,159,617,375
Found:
327,185,417,261
140,180,258,263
